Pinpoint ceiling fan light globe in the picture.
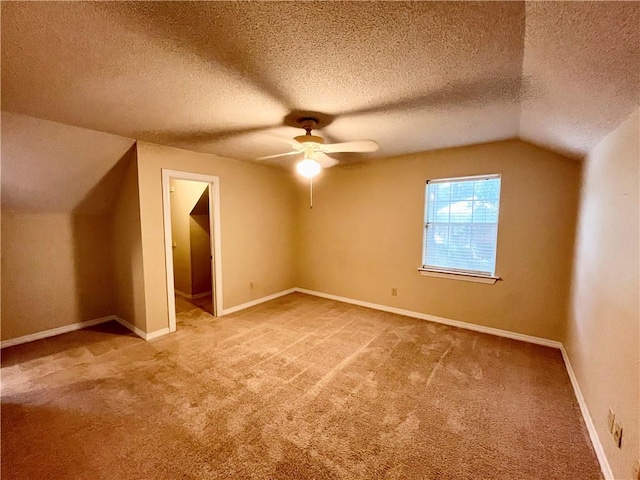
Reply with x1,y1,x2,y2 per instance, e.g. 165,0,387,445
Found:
296,159,321,178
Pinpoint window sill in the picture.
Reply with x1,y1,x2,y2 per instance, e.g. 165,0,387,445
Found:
418,268,500,284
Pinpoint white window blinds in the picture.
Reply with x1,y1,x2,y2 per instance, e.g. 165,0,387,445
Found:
423,175,501,276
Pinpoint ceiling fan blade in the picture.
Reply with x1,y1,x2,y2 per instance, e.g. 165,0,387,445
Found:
256,150,300,161
314,152,339,168
322,139,379,153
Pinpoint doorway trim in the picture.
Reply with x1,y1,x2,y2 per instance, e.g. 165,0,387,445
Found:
161,169,223,333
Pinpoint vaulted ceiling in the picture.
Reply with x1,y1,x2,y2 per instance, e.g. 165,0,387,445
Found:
1,112,135,213
1,1,638,198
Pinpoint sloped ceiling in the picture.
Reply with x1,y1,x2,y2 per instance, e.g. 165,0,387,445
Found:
1,112,135,214
1,1,638,174
521,2,640,158
191,188,210,217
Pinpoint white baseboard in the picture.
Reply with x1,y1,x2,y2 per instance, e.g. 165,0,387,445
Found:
146,327,171,340
294,288,562,349
0,314,172,349
221,288,297,315
192,291,212,300
1,315,117,349
0,288,612,480
175,290,212,300
114,316,170,341
292,288,609,479
293,288,614,480
113,316,147,340
560,346,613,480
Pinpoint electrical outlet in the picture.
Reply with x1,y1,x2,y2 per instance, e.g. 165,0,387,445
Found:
607,408,616,433
613,420,623,448
391,288,397,296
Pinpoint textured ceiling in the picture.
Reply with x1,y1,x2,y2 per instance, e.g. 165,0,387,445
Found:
1,1,638,174
521,2,640,158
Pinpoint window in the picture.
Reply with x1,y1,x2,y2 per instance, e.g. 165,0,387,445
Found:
421,174,501,281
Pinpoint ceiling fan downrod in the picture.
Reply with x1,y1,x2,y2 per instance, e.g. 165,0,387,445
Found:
294,118,325,146
300,118,318,136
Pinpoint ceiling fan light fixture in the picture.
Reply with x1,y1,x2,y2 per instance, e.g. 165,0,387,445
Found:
296,158,321,179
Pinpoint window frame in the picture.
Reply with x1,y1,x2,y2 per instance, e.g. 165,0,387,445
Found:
419,174,502,284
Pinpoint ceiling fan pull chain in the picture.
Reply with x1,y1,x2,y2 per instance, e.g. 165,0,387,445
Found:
310,177,313,209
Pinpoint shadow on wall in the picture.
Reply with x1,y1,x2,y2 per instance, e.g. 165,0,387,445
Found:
169,178,210,300
71,145,137,326
70,215,114,322
72,144,136,216
189,187,212,299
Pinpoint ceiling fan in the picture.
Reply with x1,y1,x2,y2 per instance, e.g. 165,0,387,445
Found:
256,116,379,179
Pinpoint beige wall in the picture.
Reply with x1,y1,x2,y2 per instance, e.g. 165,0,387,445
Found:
190,214,212,296
169,179,208,296
136,142,297,333
1,212,114,340
565,108,639,479
297,139,580,341
110,152,146,331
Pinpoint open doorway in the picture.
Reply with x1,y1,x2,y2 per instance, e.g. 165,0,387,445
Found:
162,170,223,333
170,178,212,315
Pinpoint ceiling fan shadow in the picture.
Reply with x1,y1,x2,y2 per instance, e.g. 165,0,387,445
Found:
93,2,294,109
135,125,278,146
336,76,525,120
137,76,525,163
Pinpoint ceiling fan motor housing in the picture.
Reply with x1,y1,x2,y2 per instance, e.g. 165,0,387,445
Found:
294,134,324,145
294,117,325,145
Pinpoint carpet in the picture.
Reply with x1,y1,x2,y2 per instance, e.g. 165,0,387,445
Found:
1,293,602,479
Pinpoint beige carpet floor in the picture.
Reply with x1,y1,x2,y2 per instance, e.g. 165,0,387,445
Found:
1,293,602,479
175,293,213,316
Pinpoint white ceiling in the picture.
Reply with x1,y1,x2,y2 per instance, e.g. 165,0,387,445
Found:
1,1,638,204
